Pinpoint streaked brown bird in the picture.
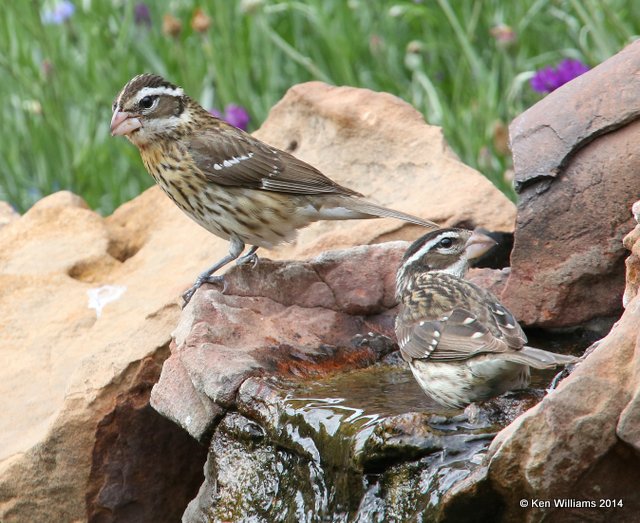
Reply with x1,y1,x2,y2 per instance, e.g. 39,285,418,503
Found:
111,73,439,304
395,228,578,409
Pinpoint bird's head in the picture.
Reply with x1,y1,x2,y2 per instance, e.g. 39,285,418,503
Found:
396,228,496,295
110,73,202,146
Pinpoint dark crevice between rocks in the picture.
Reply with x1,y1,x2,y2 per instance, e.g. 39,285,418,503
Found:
437,467,506,523
472,230,513,270
86,345,208,523
525,326,606,358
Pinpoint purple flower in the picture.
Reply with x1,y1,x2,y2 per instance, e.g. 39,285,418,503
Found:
530,59,590,94
42,1,75,25
209,105,250,131
134,3,151,27
224,104,250,131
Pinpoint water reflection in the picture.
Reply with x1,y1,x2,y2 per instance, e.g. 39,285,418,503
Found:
286,364,447,420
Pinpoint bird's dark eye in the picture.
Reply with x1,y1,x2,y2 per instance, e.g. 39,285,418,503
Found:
139,96,155,109
438,237,454,248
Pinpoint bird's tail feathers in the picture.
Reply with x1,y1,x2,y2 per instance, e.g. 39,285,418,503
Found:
501,346,578,370
323,198,440,229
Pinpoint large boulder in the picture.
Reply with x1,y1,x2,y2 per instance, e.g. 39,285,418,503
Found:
503,41,640,328
0,190,209,523
150,243,403,441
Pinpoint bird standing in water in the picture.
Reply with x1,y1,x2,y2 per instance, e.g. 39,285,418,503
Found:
395,228,578,408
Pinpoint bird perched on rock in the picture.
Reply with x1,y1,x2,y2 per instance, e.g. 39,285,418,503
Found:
111,73,439,304
395,228,577,409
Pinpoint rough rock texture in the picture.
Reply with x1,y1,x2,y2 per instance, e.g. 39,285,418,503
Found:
86,353,207,523
151,243,403,441
0,191,211,523
504,40,640,328
439,205,640,523
0,82,512,522
444,296,640,523
623,201,640,307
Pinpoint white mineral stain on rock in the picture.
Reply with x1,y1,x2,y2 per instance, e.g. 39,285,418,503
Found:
87,285,127,318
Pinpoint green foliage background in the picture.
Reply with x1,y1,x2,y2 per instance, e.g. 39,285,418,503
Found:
1,0,638,213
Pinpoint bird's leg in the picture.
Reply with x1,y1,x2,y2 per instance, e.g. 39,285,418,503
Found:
182,236,246,305
236,245,259,268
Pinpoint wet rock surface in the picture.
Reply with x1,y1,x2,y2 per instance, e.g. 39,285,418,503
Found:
183,362,556,523
503,40,640,328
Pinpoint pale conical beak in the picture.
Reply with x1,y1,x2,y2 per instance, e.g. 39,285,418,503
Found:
465,230,497,260
110,111,142,136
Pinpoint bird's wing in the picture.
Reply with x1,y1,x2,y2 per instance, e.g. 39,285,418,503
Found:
397,308,511,362
186,126,361,196
481,295,528,350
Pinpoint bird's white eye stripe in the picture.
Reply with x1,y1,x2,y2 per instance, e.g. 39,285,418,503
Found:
402,232,460,267
135,85,184,101
403,237,442,266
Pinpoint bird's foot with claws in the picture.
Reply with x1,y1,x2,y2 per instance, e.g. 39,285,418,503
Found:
236,252,259,268
182,274,225,306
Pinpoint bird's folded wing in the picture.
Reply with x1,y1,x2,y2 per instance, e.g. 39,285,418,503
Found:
397,308,510,362
187,128,360,196
483,296,528,350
